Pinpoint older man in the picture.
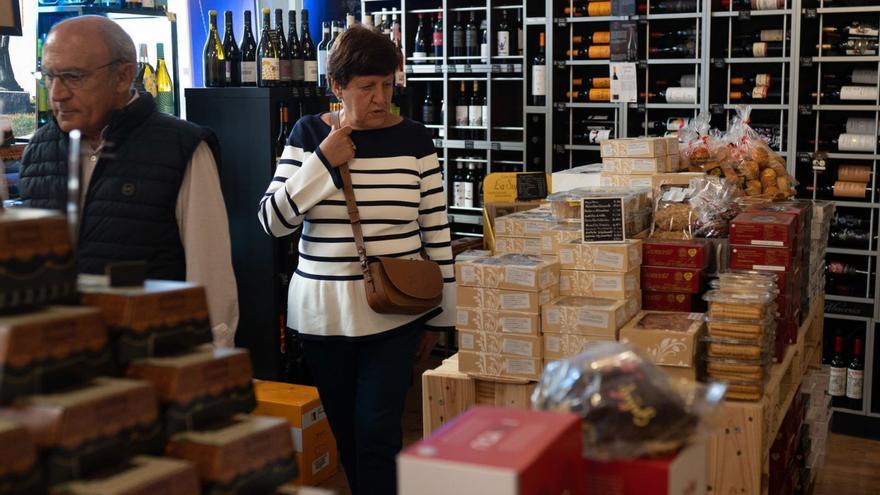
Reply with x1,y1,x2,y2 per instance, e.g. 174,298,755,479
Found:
19,16,238,346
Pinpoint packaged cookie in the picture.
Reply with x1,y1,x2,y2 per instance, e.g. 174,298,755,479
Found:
706,315,775,342
703,289,776,321
710,272,779,294
704,336,771,361
723,380,766,401
705,357,769,384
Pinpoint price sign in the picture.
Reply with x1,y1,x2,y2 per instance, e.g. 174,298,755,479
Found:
737,10,751,21
710,104,725,114
800,57,813,67
464,140,474,149
491,64,501,73
798,104,813,116
581,198,625,243
637,103,646,113
713,58,726,68
516,173,548,201
491,142,502,151
805,8,817,18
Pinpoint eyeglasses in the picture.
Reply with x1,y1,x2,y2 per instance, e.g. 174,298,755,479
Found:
33,60,123,90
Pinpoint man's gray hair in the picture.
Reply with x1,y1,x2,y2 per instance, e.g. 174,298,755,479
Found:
50,15,137,65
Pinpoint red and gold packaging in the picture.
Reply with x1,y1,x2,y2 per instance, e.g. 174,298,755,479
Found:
641,266,704,294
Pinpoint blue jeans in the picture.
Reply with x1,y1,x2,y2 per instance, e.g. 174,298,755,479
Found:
301,323,423,495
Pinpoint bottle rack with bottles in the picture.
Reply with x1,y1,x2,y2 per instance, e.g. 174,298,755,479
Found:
362,0,535,238
796,0,880,424
709,0,799,164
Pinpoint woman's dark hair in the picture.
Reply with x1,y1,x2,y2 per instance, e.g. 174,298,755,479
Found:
326,26,402,88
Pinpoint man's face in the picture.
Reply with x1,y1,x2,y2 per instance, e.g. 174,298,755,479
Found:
42,30,132,138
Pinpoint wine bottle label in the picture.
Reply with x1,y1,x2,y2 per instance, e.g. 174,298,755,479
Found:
279,60,292,81
497,32,510,56
833,180,869,198
144,73,158,96
588,45,610,59
453,31,464,51
156,91,174,115
589,88,611,101
433,32,443,47
481,43,489,61
752,87,769,99
679,74,697,88
587,1,611,16
752,42,768,58
848,25,880,38
851,69,878,85
592,31,611,44
829,366,846,396
453,181,464,207
468,105,482,126
838,133,876,152
455,105,469,126
241,61,257,83
845,39,878,56
304,60,318,82
592,77,611,88
666,117,689,130
292,59,304,81
840,86,878,100
395,69,405,87
463,182,474,208
518,28,524,54
751,0,782,9
422,105,435,124
531,65,546,97
846,117,876,135
839,165,872,183
481,105,489,127
665,87,697,103
755,74,771,87
261,57,280,81
589,130,611,143
466,30,477,49
846,368,864,399
317,50,327,79
760,30,784,42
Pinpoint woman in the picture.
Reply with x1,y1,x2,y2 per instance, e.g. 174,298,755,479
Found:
258,26,455,495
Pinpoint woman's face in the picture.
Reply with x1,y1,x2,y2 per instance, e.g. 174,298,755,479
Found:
333,74,395,129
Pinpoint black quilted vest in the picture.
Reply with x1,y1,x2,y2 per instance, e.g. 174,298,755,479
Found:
19,93,220,280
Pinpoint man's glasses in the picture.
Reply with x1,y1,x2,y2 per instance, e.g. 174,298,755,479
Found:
33,60,123,90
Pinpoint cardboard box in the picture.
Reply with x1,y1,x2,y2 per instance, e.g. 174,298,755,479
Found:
542,295,640,339
495,236,544,256
456,285,558,314
0,306,110,404
399,407,585,495
53,456,200,495
551,164,602,193
730,211,798,248
582,440,706,495
126,346,256,435
543,333,609,361
599,173,654,190
166,415,298,491
642,239,711,269
79,277,212,364
619,311,706,368
0,419,39,492
730,245,797,272
601,154,680,175
642,291,705,313
557,240,643,273
641,265,704,294
660,365,699,382
253,381,339,487
457,308,542,335
559,268,640,299
541,224,583,255
456,254,560,292
495,210,557,238
458,352,544,381
458,331,543,358
600,136,677,158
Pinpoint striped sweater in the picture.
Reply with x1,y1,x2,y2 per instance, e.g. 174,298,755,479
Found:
258,114,456,339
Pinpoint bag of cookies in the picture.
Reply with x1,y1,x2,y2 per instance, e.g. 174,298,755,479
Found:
531,341,726,460
722,106,797,200
687,177,743,238
678,112,723,173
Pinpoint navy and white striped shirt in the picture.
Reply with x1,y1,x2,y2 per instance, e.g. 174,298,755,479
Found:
258,114,456,338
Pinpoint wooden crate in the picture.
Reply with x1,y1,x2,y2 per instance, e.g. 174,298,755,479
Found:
706,296,823,495
421,354,537,437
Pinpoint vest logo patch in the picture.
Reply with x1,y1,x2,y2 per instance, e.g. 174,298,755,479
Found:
121,182,136,196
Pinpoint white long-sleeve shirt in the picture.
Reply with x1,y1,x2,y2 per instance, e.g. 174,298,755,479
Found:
258,114,455,339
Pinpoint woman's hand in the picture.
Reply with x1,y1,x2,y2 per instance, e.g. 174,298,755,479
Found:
319,122,355,168
415,330,440,362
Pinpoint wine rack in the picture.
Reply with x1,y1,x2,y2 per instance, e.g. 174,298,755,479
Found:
796,0,880,426
362,0,540,239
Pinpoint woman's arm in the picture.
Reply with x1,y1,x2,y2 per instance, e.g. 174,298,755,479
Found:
417,152,456,330
257,120,344,237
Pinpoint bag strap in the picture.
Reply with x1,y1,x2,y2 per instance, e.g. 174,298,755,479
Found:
333,111,373,280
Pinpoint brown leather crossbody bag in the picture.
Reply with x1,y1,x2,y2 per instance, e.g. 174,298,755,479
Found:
333,112,444,315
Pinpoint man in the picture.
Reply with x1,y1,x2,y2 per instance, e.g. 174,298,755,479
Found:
19,16,238,346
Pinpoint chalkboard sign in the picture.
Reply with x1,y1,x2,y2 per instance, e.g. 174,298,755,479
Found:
581,197,625,243
516,173,548,200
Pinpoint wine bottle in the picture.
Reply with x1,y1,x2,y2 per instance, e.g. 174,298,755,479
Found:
480,19,489,62
824,69,879,86
642,87,697,103
567,46,610,59
643,117,690,132
413,14,427,63
497,10,510,57
730,73,779,87
729,87,783,101
35,37,50,127
573,77,610,88
317,21,330,88
652,0,697,13
808,182,878,199
474,163,485,207
288,11,303,87
275,103,289,159
846,338,864,410
222,11,241,86
135,43,157,96
391,14,401,47
812,85,880,102
240,11,258,87
818,39,879,56
811,133,880,152
155,43,174,115
566,89,611,102
204,11,226,87
465,12,479,58
826,163,872,182
831,228,877,246
827,260,873,276
422,85,437,125
574,129,612,144
329,20,342,52
433,13,444,65
456,81,469,134
516,9,523,56
573,32,610,45
463,163,476,208
734,29,789,43
452,162,465,208
564,2,611,16
301,10,318,88
732,41,784,58
274,9,291,86
650,28,697,40
531,32,546,106
835,214,870,231
720,0,784,10
823,23,879,39
469,81,483,139
829,336,847,408
649,40,696,58
453,12,465,57
346,12,355,29
257,8,280,87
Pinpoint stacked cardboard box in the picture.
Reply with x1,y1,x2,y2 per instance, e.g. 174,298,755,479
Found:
598,137,683,190
455,254,561,381
494,209,556,256
619,311,707,381
808,202,834,306
801,368,831,476
769,391,810,495
641,239,712,313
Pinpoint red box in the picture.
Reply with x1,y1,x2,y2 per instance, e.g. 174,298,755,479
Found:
399,407,585,495
583,441,706,495
641,266,703,294
747,203,807,233
730,212,798,248
730,245,796,272
642,291,705,312
642,240,711,269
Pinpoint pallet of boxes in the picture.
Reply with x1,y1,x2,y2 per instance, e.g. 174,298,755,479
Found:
0,207,305,495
